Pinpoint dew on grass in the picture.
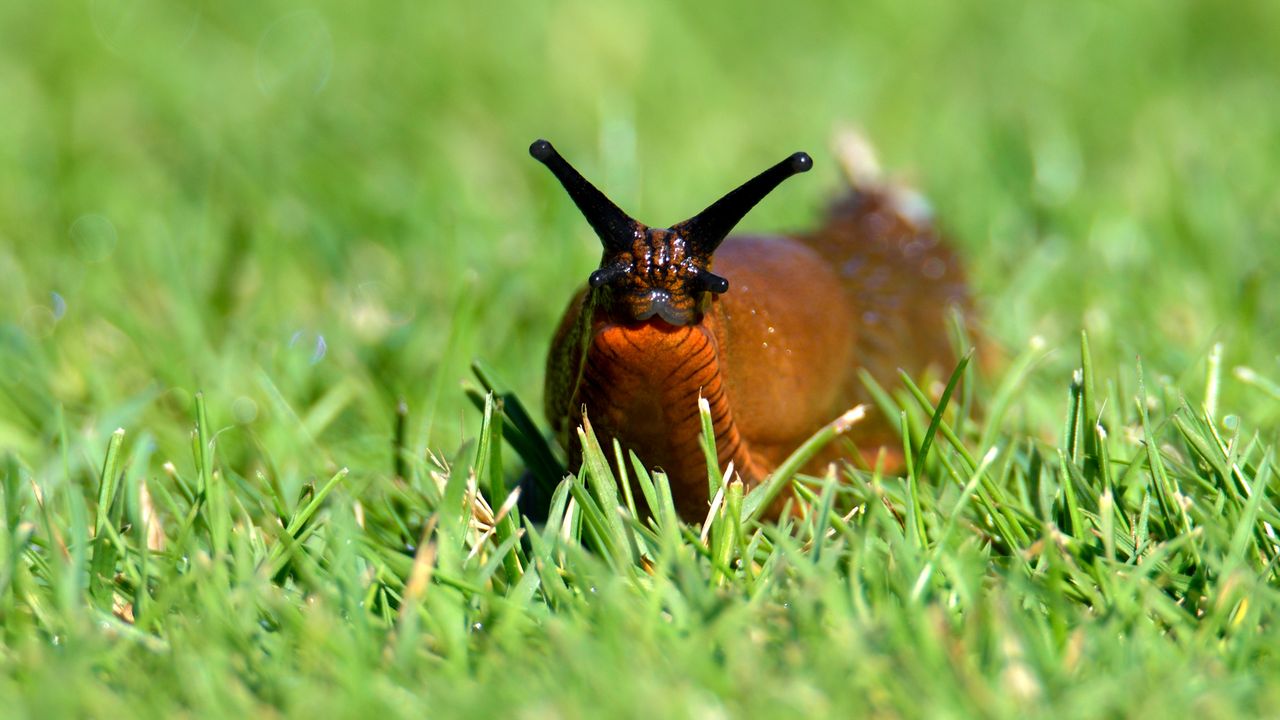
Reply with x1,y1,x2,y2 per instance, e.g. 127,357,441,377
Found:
23,305,58,337
70,214,118,262
255,10,334,97
1032,124,1083,205
89,0,200,55
287,330,327,364
162,388,193,417
350,281,395,340
233,396,259,425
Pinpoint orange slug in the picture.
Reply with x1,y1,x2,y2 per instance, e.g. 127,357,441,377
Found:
532,136,970,521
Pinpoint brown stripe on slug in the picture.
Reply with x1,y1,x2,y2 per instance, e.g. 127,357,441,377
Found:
572,320,757,512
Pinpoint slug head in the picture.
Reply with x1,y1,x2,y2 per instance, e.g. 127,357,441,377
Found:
530,139,812,326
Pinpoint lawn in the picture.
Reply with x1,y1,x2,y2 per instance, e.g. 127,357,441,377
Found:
1,0,1279,717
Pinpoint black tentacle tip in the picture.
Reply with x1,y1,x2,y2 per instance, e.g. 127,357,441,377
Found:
788,152,814,174
588,263,627,288
694,269,730,294
529,139,555,162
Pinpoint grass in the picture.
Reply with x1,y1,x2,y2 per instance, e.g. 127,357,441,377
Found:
2,0,1280,716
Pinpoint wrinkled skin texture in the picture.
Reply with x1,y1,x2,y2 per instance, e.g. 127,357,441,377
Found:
546,186,970,522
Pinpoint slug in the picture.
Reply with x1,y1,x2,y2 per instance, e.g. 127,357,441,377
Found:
532,136,969,521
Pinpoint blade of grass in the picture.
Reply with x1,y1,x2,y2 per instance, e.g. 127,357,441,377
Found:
743,406,866,523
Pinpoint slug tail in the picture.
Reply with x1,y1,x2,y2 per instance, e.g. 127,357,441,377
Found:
805,131,974,440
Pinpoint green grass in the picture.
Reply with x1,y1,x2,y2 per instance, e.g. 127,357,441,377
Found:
3,0,1280,716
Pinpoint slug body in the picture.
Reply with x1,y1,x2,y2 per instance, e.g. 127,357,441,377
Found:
533,139,968,521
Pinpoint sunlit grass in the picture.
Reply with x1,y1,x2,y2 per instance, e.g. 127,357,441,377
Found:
3,337,1279,716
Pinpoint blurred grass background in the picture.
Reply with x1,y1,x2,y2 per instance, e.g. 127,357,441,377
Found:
3,0,1280,716
3,0,1278,483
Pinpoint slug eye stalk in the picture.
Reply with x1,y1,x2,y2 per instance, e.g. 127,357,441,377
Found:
672,151,813,258
529,140,641,253
531,138,811,324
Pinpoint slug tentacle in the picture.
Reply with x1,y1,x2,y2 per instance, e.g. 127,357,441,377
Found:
673,151,813,257
689,267,730,294
531,140,811,327
530,139,640,252
588,262,629,289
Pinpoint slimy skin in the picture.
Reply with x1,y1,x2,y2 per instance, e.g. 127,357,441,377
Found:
534,139,968,521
